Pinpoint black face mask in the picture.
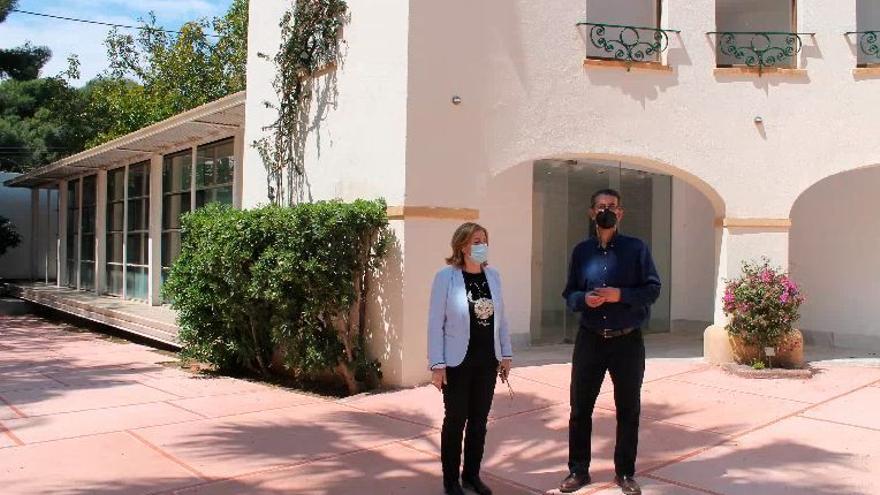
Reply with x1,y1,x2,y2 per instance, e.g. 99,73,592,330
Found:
595,209,618,230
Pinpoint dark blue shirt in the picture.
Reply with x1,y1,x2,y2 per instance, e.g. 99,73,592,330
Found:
562,233,662,331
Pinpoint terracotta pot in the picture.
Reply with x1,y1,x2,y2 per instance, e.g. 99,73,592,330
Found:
729,329,805,369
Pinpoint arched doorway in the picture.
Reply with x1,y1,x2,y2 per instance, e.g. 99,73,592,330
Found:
528,157,721,344
790,165,880,350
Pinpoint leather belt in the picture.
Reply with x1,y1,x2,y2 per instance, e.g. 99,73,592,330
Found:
593,327,636,339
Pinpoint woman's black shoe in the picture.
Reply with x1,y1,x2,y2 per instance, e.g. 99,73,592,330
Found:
462,475,493,495
444,481,466,495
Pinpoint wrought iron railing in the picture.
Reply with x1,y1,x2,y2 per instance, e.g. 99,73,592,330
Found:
577,21,680,69
845,31,880,65
707,31,814,73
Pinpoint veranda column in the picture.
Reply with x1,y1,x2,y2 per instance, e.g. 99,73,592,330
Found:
30,189,40,281
95,170,108,294
148,154,163,306
57,180,68,287
232,128,245,209
704,218,791,363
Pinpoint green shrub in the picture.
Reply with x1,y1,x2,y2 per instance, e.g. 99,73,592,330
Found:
0,215,22,258
722,258,805,365
163,199,390,394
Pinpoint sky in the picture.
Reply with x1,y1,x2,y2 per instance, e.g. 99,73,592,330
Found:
0,0,235,86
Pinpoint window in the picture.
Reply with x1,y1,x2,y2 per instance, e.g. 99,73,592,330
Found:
856,0,880,66
162,149,191,285
106,167,125,296
126,162,150,300
715,0,798,68
66,180,79,288
196,138,234,208
80,175,97,291
584,0,662,62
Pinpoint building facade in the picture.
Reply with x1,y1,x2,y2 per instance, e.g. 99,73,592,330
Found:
7,0,880,387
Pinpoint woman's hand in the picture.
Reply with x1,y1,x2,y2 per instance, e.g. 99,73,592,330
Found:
431,368,447,391
498,358,512,382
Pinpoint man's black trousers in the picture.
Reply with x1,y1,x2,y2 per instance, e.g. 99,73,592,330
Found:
568,328,646,478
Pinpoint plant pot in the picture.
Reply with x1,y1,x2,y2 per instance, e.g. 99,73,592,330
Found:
729,329,805,369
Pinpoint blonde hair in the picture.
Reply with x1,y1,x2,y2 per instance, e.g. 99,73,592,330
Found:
446,222,489,267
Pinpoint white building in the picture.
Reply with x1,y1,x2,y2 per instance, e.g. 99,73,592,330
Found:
6,0,880,387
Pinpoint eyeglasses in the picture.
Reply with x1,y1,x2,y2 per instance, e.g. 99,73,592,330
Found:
593,204,621,211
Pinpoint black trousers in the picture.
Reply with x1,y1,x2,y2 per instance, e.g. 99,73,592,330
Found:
441,362,497,486
568,328,645,478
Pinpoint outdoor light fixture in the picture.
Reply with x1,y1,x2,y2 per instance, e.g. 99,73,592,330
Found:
451,96,462,105
754,116,764,124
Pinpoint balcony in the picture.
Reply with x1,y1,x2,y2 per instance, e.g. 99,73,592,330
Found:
846,30,880,67
708,31,814,74
577,21,679,71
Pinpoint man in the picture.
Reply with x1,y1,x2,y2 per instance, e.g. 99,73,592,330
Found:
559,189,661,495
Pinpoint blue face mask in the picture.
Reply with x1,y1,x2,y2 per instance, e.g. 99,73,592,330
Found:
469,243,489,264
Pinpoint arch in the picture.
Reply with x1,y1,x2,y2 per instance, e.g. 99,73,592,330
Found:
789,162,880,218
789,163,880,349
497,151,727,218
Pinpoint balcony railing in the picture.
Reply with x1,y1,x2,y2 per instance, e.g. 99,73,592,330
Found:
845,31,880,66
577,21,680,69
708,31,814,73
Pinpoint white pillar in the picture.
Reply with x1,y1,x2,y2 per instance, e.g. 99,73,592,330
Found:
233,128,245,209
95,170,108,294
57,180,68,287
30,189,40,281
705,219,791,364
148,154,163,306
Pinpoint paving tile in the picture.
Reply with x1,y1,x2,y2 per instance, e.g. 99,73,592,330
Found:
800,386,880,430
0,431,202,494
0,371,66,393
344,378,568,430
405,404,723,494
651,415,880,495
0,382,179,417
0,426,21,448
170,389,324,418
597,379,805,436
586,476,708,494
177,443,536,495
133,401,432,479
4,402,203,444
132,369,268,398
668,365,880,404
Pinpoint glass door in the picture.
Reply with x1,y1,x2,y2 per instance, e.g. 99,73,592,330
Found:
531,159,671,345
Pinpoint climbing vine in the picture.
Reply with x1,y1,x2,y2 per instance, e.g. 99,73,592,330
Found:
254,0,349,206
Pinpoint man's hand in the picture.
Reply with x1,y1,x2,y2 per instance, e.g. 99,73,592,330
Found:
586,291,606,308
498,358,512,382
594,287,621,303
431,368,447,391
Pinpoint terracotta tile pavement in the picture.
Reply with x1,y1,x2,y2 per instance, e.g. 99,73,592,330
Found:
3,314,880,495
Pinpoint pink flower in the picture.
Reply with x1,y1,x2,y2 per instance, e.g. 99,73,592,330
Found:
760,269,773,283
780,292,789,304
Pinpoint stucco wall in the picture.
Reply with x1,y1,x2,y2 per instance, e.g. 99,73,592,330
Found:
244,0,880,384
790,165,880,349
0,173,33,279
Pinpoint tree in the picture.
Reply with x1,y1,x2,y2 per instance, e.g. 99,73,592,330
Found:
0,1,52,80
93,0,248,144
0,75,94,172
0,215,22,257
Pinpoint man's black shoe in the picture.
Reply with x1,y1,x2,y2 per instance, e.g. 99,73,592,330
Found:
444,480,466,495
615,475,641,495
462,475,493,495
559,472,591,493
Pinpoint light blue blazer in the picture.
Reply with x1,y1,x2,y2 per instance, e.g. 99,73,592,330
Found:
427,265,514,370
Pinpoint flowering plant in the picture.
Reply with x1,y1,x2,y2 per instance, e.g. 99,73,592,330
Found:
722,258,805,362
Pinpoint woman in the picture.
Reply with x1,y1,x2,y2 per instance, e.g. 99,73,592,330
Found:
428,222,513,495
